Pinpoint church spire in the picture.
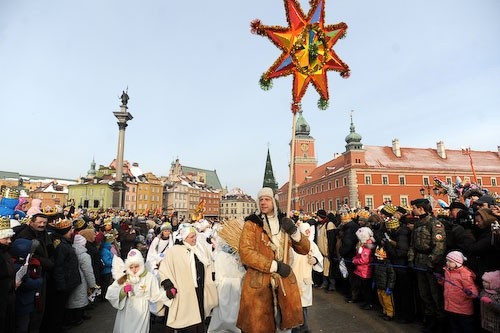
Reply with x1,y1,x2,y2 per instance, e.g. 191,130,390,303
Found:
262,147,278,190
345,110,363,151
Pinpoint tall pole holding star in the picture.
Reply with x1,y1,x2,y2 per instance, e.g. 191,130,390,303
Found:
251,0,350,263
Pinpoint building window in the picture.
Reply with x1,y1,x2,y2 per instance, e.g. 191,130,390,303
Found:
399,176,406,185
328,182,332,190
423,176,430,186
83,200,89,208
382,175,389,185
477,178,482,186
344,197,349,205
343,177,347,186
329,199,333,211
336,199,341,210
321,184,324,192
492,178,497,186
321,201,325,209
365,196,373,210
93,200,99,208
365,175,372,185
335,179,339,188
400,196,408,208
316,186,319,193
144,194,148,200
383,195,392,204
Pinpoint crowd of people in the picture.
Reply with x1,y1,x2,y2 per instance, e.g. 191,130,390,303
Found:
303,190,500,333
0,184,499,333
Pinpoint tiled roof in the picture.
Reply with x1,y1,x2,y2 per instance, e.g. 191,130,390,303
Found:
364,146,500,172
181,166,222,190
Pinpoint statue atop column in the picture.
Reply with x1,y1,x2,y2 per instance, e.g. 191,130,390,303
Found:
120,90,129,106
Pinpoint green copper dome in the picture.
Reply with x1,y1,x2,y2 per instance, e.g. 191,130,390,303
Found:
295,111,310,136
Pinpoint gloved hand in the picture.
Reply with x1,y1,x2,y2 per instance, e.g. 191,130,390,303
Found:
123,284,132,294
307,255,317,265
480,296,493,304
281,218,298,235
463,288,473,297
385,287,392,296
276,261,292,277
161,279,177,299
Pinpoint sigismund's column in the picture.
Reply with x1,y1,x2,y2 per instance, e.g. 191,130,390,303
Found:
111,90,133,209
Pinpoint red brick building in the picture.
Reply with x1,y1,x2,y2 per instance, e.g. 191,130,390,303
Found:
278,114,500,214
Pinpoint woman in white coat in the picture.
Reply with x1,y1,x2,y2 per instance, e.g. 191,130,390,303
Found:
106,248,168,333
291,222,324,333
158,223,218,333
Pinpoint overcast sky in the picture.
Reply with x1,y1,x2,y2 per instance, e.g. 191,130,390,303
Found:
1,0,499,198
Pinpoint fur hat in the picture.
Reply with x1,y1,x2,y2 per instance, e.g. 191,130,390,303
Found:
482,270,500,294
356,226,374,244
257,187,278,215
0,216,15,239
78,228,96,243
446,250,466,266
125,249,144,267
73,234,87,247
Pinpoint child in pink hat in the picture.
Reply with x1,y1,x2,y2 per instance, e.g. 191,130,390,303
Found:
442,250,478,332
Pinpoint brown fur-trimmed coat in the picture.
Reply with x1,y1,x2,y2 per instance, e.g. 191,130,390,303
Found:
237,213,310,333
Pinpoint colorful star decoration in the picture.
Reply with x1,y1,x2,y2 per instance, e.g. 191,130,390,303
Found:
251,0,350,113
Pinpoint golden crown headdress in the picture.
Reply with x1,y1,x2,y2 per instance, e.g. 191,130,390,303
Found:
375,246,387,259
340,212,352,223
0,216,11,230
385,217,400,230
50,218,72,230
19,216,30,225
43,206,58,216
357,210,371,221
103,217,113,225
1,187,20,199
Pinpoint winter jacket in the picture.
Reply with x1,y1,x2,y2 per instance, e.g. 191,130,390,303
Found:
338,221,360,260
352,239,374,279
373,258,395,290
13,224,54,273
385,225,410,266
237,213,310,333
67,243,96,309
443,266,478,315
51,235,81,292
11,239,43,316
0,244,15,332
100,242,114,275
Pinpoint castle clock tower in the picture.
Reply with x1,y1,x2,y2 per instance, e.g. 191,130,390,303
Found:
292,111,318,185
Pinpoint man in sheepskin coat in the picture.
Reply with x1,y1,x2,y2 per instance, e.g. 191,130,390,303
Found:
237,187,310,333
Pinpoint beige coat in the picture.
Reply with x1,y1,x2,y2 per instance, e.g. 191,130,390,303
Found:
158,244,218,329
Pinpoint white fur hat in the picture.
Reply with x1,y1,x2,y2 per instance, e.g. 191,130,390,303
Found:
125,249,144,267
73,234,87,247
356,227,374,244
256,187,278,215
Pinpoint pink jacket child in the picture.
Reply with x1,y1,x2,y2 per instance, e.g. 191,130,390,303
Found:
442,251,478,316
352,227,375,279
